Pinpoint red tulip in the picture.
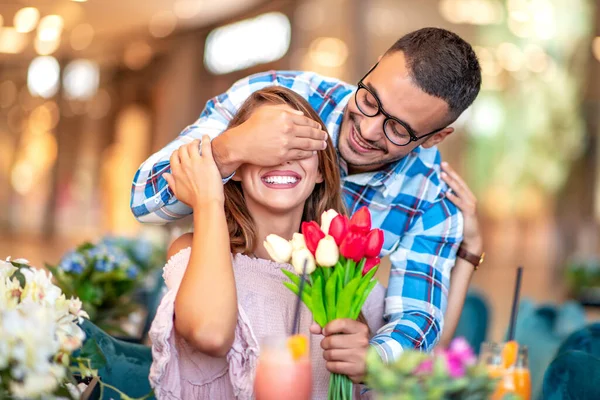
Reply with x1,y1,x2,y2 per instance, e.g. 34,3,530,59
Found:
301,221,325,255
364,229,384,258
328,215,349,245
339,231,366,262
349,206,371,234
363,257,381,275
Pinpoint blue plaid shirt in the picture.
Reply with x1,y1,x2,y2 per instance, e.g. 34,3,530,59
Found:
131,70,463,362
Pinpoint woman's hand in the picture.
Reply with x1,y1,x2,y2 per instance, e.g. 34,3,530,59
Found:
164,135,225,209
441,162,482,255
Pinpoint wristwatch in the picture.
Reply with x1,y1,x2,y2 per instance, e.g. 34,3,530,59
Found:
457,245,485,270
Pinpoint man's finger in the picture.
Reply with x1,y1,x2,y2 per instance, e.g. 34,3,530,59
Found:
290,137,327,152
323,348,359,362
292,125,329,141
321,333,369,351
288,113,323,130
323,319,367,336
325,361,361,377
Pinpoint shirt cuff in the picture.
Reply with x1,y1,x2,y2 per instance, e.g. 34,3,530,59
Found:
222,171,236,184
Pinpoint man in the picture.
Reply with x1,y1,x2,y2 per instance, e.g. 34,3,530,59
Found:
131,27,482,367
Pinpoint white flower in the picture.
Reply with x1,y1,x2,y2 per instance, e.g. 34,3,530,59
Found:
291,233,307,251
19,267,62,306
10,373,59,399
0,259,87,398
320,209,339,235
0,260,17,281
315,235,339,267
291,248,316,275
263,234,293,263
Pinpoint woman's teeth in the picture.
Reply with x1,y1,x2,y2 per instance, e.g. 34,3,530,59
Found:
263,176,299,184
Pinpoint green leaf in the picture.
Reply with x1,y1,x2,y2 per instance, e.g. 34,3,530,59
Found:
324,268,338,321
76,242,95,252
283,282,312,309
77,339,107,370
344,258,354,285
311,276,327,327
355,258,367,279
322,266,331,281
336,276,361,319
282,269,312,297
352,280,377,319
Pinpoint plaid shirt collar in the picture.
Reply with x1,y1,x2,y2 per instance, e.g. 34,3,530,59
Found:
338,145,421,190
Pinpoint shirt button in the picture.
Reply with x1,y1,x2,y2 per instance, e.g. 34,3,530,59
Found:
155,198,160,204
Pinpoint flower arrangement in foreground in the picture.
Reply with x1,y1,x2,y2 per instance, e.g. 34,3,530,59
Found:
366,337,503,400
0,257,90,399
265,207,384,400
47,236,166,336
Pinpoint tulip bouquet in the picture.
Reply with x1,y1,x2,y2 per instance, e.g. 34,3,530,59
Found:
264,207,384,400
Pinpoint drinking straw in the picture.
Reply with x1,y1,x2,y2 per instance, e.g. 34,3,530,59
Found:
508,266,524,341
291,259,308,336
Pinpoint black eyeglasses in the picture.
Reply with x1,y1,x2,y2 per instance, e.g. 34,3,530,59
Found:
355,63,446,147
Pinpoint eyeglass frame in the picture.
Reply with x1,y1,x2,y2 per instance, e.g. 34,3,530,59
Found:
355,62,447,147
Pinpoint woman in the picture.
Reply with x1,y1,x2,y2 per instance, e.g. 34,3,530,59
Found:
148,87,386,399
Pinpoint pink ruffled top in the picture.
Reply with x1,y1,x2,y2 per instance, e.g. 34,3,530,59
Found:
149,248,385,399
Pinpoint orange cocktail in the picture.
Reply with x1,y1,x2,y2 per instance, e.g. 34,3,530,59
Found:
254,335,312,400
480,342,531,400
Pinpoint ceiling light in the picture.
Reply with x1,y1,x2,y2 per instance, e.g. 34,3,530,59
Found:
0,28,28,54
27,56,61,99
204,12,291,75
14,7,40,33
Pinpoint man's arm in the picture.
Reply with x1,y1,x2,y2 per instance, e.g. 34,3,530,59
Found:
130,76,262,224
369,198,463,362
131,71,331,224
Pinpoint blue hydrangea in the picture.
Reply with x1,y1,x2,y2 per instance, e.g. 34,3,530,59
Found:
126,264,140,279
59,251,86,274
94,258,112,272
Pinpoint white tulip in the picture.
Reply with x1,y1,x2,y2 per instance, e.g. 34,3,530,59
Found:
320,209,339,235
315,235,339,267
291,233,307,251
291,248,316,275
263,234,293,263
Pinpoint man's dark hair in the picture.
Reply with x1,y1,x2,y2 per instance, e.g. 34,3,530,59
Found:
385,27,481,124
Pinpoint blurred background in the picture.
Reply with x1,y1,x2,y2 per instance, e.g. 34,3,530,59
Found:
0,0,599,346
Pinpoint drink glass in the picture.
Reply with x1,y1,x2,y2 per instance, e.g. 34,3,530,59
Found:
254,336,312,400
479,342,531,400
514,347,531,400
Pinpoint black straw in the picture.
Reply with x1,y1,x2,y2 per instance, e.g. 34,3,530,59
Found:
291,259,308,336
508,266,523,341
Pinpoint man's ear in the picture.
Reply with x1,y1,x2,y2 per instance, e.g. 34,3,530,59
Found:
421,127,454,148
